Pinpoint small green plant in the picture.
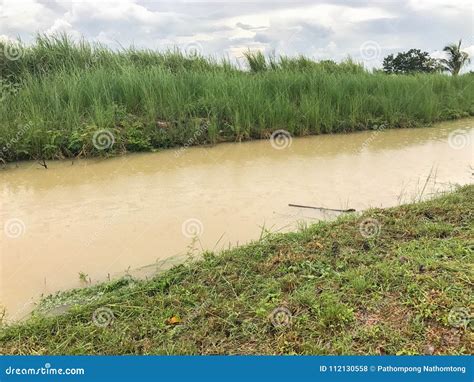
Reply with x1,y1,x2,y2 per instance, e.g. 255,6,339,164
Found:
78,272,91,285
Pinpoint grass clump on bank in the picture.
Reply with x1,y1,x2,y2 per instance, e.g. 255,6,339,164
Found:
1,185,472,355
1,35,473,163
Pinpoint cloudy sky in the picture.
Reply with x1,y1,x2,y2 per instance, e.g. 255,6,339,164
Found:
1,0,473,70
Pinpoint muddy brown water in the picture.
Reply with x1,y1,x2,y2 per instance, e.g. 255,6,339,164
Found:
1,119,473,320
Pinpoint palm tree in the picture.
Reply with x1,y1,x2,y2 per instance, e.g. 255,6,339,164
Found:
440,39,471,76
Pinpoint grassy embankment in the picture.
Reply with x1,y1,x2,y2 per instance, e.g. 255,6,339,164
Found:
0,185,472,355
1,35,473,163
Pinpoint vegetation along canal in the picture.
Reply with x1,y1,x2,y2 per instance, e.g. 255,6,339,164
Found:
1,118,472,320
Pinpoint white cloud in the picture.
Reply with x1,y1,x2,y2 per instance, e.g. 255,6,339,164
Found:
463,45,474,58
0,0,56,33
45,19,81,39
0,0,472,70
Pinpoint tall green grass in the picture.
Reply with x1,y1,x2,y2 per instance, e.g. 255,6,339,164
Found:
0,34,228,82
0,35,473,162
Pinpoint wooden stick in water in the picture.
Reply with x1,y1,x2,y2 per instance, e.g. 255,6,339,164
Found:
288,204,356,213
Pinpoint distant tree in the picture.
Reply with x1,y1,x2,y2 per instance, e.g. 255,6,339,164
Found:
383,49,440,74
439,40,471,76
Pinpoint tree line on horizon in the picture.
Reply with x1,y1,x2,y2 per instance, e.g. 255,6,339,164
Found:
382,40,471,76
244,39,471,75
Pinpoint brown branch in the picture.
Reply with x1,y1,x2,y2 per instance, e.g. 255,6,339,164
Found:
288,204,355,213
